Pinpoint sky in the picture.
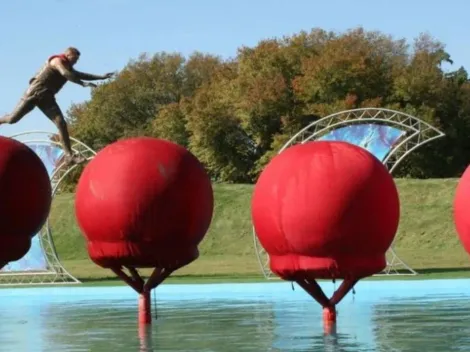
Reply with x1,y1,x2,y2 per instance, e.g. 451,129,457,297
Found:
0,0,468,140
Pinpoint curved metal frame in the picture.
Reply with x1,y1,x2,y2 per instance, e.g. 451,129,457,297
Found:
0,131,96,285
253,108,445,279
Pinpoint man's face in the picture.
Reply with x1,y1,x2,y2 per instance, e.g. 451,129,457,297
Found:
66,52,79,66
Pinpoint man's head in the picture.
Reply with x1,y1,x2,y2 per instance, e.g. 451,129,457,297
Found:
64,47,80,65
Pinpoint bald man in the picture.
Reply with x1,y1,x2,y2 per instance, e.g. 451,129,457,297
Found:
0,47,115,166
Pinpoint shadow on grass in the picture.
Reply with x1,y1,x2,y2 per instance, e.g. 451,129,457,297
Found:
2,269,469,289
415,267,469,275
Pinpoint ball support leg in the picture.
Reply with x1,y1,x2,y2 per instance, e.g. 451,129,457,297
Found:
110,266,174,325
295,278,358,331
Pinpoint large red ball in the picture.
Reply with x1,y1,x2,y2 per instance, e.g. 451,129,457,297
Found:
454,165,470,254
75,137,214,269
252,141,400,279
0,136,52,267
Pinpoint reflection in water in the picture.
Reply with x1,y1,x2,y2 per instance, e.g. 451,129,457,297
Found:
0,281,469,351
270,296,376,351
372,295,470,352
0,293,279,351
139,325,153,351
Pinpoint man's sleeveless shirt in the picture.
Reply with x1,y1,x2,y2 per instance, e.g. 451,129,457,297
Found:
27,54,70,96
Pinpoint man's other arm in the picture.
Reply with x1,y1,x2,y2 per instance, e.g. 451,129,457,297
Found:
74,70,115,81
73,70,105,81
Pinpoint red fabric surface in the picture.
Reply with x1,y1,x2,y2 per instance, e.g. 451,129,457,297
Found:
454,165,470,255
252,141,400,279
0,136,51,267
75,137,213,269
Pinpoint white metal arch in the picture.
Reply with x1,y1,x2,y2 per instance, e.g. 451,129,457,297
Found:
280,108,445,172
253,108,445,279
0,131,96,285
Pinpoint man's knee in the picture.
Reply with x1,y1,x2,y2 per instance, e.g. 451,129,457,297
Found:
1,115,17,124
0,112,26,124
1,98,35,124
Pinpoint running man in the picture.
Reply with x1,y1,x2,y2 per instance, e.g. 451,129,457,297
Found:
0,47,115,166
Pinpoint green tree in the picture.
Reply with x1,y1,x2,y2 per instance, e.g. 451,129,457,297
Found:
182,51,222,96
150,102,188,147
235,40,293,176
69,52,187,149
233,29,335,177
185,63,256,182
69,52,223,150
390,33,470,177
66,27,470,182
293,27,408,113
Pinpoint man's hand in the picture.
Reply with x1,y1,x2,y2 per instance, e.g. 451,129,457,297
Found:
102,72,116,79
83,82,97,88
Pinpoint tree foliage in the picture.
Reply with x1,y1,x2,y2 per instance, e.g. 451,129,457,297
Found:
67,27,470,182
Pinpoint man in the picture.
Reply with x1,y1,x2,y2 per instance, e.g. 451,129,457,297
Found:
0,47,115,166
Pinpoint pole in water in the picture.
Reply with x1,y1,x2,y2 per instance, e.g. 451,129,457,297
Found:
323,306,337,335
110,266,168,326
139,291,152,325
323,306,336,324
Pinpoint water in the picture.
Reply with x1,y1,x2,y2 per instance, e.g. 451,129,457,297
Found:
1,279,470,351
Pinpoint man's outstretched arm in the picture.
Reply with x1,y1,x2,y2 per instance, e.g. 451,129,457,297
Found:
73,70,114,81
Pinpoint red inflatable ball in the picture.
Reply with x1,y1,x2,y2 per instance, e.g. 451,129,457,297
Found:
0,136,51,268
252,140,400,281
75,137,214,271
454,165,470,255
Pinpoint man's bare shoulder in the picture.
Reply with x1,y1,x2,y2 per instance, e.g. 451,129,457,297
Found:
49,57,64,68
49,57,74,76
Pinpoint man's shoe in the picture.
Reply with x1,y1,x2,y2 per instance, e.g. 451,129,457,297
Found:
63,153,86,167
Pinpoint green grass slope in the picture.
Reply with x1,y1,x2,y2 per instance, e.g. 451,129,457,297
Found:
48,179,469,281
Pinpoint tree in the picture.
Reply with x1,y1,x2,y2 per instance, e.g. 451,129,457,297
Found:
293,28,408,114
185,63,256,182
389,33,470,177
69,52,187,150
67,27,470,182
150,102,189,147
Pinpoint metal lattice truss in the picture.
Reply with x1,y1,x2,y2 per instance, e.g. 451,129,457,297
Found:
0,131,97,286
253,108,445,279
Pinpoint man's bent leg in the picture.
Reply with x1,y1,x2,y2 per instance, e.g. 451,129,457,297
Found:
37,96,85,165
0,96,36,125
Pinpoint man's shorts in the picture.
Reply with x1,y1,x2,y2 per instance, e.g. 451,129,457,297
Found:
9,88,63,123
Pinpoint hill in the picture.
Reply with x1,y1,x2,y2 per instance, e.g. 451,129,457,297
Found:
48,179,469,281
